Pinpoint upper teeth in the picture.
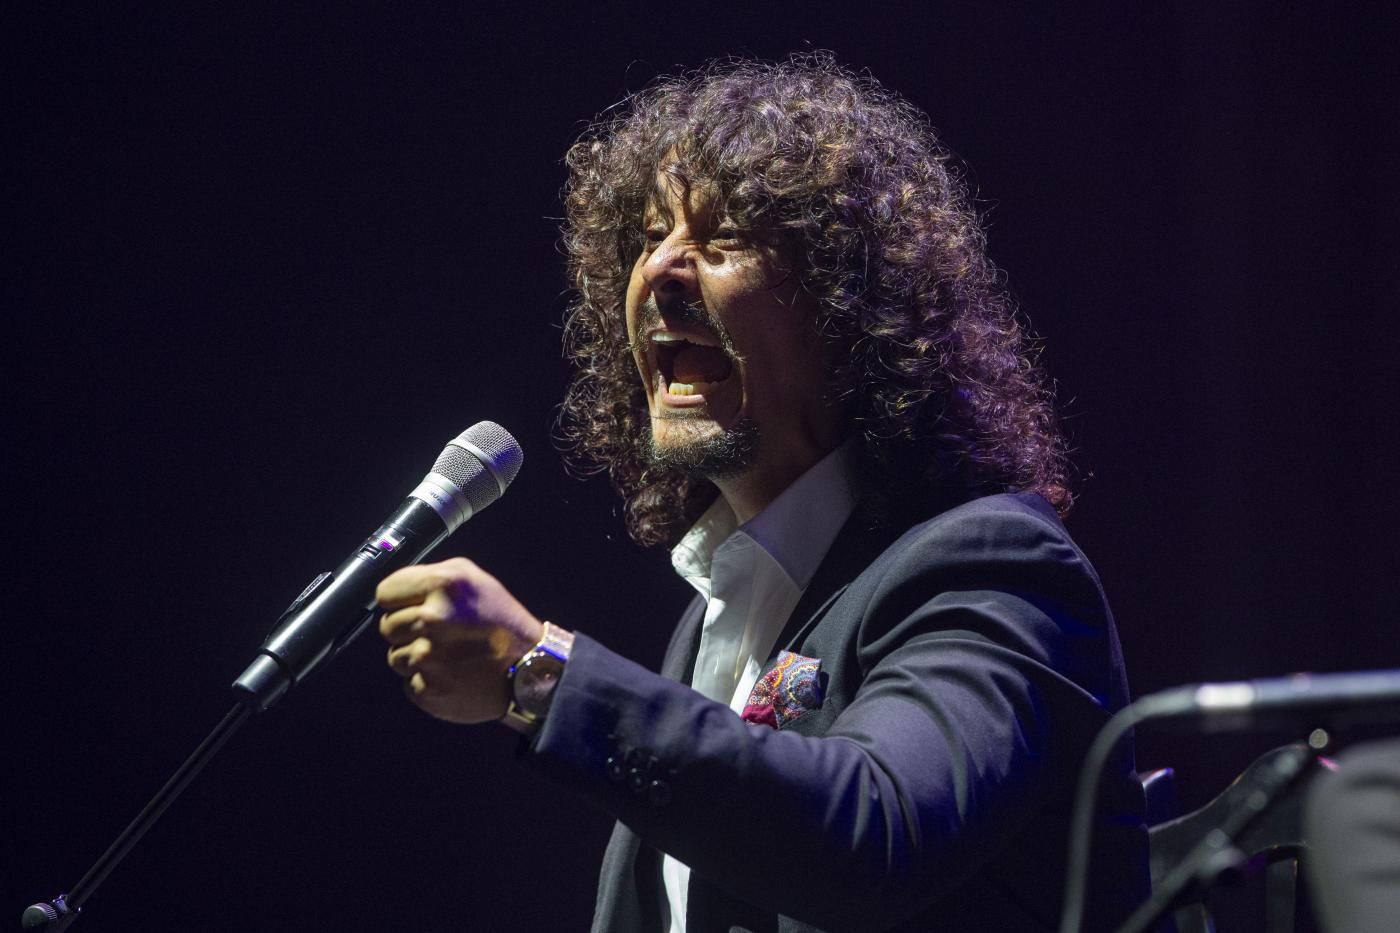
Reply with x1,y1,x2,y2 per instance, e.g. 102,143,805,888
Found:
650,331,719,347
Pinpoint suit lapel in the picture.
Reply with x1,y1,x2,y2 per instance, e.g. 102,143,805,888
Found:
661,594,705,682
772,501,898,657
602,510,899,931
591,822,652,933
682,510,896,930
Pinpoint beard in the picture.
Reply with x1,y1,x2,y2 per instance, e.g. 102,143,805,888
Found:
646,413,759,480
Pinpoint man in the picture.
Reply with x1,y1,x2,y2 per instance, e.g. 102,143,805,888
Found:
378,55,1147,931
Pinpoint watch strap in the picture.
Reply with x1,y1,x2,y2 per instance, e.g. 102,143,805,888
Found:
532,622,574,663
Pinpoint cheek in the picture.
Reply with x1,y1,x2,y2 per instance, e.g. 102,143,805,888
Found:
761,337,829,414
624,256,650,330
623,288,649,384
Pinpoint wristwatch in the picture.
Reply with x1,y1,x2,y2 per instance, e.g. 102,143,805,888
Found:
502,622,574,734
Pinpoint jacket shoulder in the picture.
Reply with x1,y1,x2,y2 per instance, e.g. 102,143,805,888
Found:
870,491,1091,583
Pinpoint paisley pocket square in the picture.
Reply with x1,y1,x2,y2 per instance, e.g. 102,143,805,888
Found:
741,651,824,729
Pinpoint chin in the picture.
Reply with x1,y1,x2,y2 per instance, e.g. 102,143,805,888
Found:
647,416,759,479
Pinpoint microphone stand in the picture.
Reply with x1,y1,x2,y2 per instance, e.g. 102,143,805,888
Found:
24,564,378,929
23,422,521,929
1115,736,1329,933
22,702,253,930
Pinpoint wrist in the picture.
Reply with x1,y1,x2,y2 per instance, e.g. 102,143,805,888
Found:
501,622,574,735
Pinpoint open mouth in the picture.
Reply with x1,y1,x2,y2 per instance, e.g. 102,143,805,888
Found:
650,330,734,398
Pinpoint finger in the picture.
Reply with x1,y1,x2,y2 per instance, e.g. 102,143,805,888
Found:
375,558,478,609
379,605,431,644
386,638,431,677
406,671,431,699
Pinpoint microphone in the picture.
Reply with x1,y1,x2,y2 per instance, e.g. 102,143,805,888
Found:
1135,668,1400,730
232,422,522,711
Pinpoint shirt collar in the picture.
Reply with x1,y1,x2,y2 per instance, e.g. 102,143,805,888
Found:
671,440,862,591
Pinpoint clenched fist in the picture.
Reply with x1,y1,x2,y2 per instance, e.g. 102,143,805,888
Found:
377,557,546,724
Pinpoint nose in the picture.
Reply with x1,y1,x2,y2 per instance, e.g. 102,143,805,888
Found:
641,230,699,301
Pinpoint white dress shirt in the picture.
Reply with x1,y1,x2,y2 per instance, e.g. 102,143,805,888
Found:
662,442,862,933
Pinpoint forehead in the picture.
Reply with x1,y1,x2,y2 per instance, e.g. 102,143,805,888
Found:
641,165,719,220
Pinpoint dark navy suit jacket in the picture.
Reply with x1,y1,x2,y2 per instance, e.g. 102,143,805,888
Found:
520,493,1149,932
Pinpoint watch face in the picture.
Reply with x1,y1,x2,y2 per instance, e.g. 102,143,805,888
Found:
513,653,565,718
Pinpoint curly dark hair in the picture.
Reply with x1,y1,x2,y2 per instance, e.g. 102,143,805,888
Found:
559,53,1072,547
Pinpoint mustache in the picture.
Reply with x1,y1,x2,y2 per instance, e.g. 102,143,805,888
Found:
640,295,710,331
630,296,738,357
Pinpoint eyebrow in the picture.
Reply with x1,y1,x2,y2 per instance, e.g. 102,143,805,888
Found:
642,172,727,231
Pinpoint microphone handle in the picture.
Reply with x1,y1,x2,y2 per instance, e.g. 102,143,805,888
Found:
233,498,448,711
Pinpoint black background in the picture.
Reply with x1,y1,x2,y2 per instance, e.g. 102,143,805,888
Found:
5,4,1398,931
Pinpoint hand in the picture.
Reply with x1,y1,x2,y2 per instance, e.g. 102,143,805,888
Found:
377,557,545,724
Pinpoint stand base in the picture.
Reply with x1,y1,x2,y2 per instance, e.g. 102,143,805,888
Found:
22,895,77,932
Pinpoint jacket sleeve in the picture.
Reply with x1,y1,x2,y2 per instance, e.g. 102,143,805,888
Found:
516,501,1126,931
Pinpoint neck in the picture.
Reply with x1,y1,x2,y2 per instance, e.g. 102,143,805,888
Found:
714,435,844,524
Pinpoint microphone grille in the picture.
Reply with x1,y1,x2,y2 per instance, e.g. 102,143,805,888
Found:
460,420,523,487
431,421,523,517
